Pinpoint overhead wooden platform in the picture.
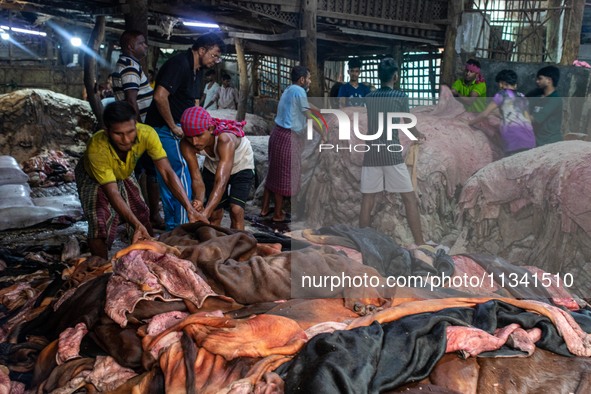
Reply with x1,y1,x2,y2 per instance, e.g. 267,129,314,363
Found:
0,0,449,59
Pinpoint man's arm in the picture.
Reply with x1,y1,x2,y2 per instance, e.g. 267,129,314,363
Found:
154,157,209,223
204,89,219,110
124,89,141,120
303,109,326,142
101,182,151,242
468,101,498,127
153,86,184,137
179,139,206,211
456,82,486,107
201,135,235,218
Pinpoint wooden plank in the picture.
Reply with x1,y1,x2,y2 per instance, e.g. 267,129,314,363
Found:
251,54,259,97
545,0,562,62
84,16,106,128
234,38,247,121
276,56,281,97
561,0,585,65
301,0,321,96
316,10,443,31
244,41,297,59
440,0,463,86
334,27,441,45
228,30,306,41
150,4,276,32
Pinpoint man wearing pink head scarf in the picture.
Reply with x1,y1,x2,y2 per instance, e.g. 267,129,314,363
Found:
451,58,487,112
179,106,254,230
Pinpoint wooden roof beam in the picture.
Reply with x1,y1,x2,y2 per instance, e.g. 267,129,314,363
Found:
242,41,297,60
149,4,276,34
228,30,305,41
317,11,445,31
335,27,441,46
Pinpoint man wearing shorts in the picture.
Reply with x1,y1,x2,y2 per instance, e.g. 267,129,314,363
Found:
75,101,205,259
179,106,254,230
359,57,425,246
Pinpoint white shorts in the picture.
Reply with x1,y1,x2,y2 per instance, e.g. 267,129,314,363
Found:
360,163,414,194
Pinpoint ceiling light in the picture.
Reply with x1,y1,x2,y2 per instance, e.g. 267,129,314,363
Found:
11,27,46,36
0,25,46,37
0,31,9,40
183,21,219,28
70,36,82,47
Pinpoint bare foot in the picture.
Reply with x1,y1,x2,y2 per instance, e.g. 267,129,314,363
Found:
259,207,273,217
272,213,290,223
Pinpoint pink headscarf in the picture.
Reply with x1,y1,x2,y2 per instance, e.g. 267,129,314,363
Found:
180,106,246,138
466,63,485,83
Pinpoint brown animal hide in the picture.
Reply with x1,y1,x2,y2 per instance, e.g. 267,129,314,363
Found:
299,89,501,245
458,141,591,298
0,89,95,164
430,349,591,394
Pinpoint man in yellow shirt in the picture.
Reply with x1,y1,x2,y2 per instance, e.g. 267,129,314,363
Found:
75,101,207,258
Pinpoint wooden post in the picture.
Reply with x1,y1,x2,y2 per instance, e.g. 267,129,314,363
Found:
235,38,248,122
276,56,281,99
441,0,463,86
45,28,53,62
300,0,321,97
317,56,327,107
100,42,114,81
84,16,106,128
148,46,160,76
105,41,114,65
560,0,585,65
390,43,404,90
545,0,562,62
252,54,259,97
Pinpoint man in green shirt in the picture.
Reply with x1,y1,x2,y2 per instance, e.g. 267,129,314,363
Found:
451,59,487,112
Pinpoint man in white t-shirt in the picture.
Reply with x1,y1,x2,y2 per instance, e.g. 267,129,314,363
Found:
201,69,220,110
205,73,238,110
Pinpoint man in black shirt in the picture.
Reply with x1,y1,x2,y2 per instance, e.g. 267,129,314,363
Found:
359,57,425,246
145,32,225,230
526,65,563,146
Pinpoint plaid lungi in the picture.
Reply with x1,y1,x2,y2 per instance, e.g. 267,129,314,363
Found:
266,124,305,197
75,159,149,247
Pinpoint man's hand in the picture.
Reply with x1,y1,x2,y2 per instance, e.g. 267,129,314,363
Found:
191,199,204,212
468,117,481,129
171,124,184,138
409,126,426,144
187,207,209,224
320,126,329,143
414,129,426,143
132,224,153,244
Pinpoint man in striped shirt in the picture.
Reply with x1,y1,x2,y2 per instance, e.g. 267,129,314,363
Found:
359,57,425,246
112,30,153,121
112,30,163,229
